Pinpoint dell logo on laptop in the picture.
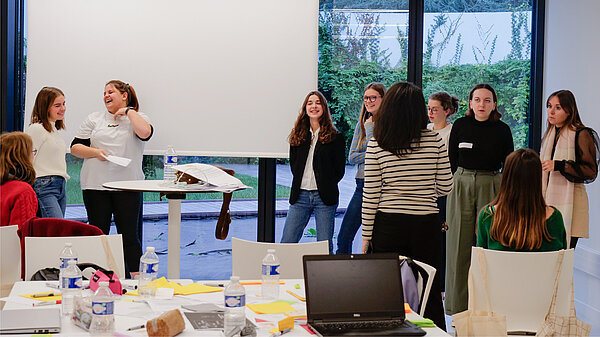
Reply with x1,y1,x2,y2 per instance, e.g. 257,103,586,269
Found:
353,314,360,317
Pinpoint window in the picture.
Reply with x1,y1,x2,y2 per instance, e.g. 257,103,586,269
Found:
422,1,533,149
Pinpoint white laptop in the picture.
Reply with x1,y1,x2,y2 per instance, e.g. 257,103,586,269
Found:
0,308,61,334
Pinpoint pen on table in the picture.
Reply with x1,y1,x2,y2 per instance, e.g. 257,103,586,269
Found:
270,328,291,337
203,282,225,287
126,324,146,331
32,292,58,298
33,300,61,306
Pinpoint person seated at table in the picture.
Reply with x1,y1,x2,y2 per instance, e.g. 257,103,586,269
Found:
1,132,38,227
477,148,567,251
70,80,153,276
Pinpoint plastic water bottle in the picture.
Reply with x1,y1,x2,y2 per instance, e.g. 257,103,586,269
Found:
163,145,178,181
89,281,115,336
61,259,82,317
138,246,159,298
59,243,78,293
261,249,280,299
224,276,246,337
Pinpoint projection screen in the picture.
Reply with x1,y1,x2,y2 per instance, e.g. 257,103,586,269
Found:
25,0,318,157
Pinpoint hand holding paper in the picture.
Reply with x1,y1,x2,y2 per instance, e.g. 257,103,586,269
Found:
101,153,132,167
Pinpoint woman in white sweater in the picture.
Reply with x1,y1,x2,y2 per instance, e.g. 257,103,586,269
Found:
26,87,69,218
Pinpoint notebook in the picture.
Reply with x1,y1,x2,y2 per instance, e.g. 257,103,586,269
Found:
303,253,426,336
0,307,61,334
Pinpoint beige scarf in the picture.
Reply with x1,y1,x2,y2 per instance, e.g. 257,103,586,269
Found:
541,127,576,244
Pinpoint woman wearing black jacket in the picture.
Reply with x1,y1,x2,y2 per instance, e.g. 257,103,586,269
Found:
281,91,345,253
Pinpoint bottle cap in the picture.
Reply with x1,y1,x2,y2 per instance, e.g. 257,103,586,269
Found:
65,242,73,247
230,276,240,282
147,247,155,252
267,249,275,253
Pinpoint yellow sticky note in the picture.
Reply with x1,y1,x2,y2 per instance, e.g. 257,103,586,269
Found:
278,317,294,330
21,293,62,301
247,302,296,314
178,283,223,295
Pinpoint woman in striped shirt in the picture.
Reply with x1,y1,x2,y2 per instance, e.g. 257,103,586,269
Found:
362,82,453,330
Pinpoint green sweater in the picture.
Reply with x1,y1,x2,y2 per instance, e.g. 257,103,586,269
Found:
476,206,567,251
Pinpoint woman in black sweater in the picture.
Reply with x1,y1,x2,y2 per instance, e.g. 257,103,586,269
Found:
445,83,514,316
280,91,346,253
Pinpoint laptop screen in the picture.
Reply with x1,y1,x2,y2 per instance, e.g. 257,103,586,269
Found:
303,254,405,321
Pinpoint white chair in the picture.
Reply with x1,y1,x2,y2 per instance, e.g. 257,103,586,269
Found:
1,225,21,296
231,237,329,279
399,256,436,317
24,235,125,281
468,247,574,333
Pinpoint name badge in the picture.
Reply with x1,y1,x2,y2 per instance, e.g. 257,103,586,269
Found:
458,142,473,149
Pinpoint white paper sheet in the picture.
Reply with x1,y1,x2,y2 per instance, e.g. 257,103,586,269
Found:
101,154,132,167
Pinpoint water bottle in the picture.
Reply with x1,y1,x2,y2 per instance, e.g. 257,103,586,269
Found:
61,259,82,317
138,246,159,298
89,281,115,336
261,249,280,299
163,145,178,181
224,276,246,337
59,243,78,292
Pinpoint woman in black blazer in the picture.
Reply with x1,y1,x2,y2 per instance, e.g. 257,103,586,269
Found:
280,91,346,253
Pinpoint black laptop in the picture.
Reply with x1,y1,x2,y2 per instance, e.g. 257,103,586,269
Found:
303,253,426,336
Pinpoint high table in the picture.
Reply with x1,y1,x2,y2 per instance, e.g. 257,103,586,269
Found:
3,280,451,336
103,180,247,279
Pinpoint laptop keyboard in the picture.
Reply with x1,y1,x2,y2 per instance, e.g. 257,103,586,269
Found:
314,319,409,332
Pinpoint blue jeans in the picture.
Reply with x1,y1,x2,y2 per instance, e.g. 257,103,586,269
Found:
336,178,363,254
33,176,66,218
281,190,337,253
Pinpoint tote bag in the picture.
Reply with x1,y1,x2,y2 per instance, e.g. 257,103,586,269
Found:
453,248,507,337
536,251,591,337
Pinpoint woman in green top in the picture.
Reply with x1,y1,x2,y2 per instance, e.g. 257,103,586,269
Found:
477,148,567,251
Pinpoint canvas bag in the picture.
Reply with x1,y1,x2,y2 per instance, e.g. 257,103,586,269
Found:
453,248,507,336
536,251,591,337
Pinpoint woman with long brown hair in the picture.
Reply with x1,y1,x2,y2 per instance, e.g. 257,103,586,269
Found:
280,91,346,253
336,82,385,254
1,132,38,227
26,86,69,218
540,90,599,249
477,148,567,251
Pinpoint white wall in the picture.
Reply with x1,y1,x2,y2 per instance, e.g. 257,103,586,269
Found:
544,0,600,331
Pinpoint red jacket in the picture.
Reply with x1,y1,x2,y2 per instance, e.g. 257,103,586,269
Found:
0,180,37,227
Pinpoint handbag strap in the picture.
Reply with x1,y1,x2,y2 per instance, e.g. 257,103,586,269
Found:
100,235,122,279
545,250,565,316
468,248,495,315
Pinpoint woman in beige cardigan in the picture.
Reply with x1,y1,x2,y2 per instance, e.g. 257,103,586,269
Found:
541,89,599,248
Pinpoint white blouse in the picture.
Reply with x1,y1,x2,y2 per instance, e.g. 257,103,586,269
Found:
75,111,151,190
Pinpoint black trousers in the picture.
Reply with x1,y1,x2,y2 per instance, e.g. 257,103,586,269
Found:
82,189,143,274
371,211,446,331
436,196,447,292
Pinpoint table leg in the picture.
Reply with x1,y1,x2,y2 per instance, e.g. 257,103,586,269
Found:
167,198,182,278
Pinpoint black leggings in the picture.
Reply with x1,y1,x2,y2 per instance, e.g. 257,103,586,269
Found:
82,190,143,274
371,211,446,331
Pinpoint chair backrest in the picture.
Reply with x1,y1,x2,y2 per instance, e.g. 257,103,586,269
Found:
399,256,436,317
469,247,574,333
231,237,329,279
24,235,125,281
1,225,22,294
17,217,104,279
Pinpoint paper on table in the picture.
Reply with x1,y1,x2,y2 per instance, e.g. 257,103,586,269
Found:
124,277,222,296
172,163,248,189
21,293,63,301
247,301,296,314
101,153,132,167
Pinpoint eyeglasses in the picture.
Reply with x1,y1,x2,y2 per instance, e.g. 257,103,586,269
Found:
427,107,441,113
32,149,38,156
363,95,381,103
